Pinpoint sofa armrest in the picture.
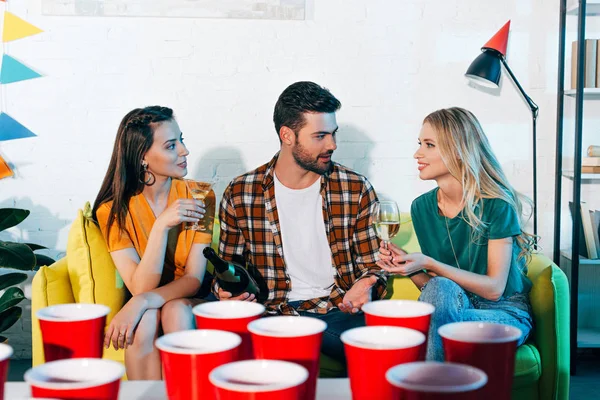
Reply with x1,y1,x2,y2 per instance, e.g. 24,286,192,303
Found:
529,258,570,400
31,258,75,366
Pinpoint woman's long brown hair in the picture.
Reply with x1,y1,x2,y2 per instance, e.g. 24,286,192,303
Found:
92,106,174,239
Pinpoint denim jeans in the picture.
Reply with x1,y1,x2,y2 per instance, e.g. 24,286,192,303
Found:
288,301,366,364
418,277,534,361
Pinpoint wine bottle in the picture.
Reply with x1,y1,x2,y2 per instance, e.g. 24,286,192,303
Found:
202,247,265,298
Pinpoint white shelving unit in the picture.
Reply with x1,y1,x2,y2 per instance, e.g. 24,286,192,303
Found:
578,328,600,348
560,249,600,264
564,88,600,98
556,0,600,373
563,171,600,180
567,0,600,15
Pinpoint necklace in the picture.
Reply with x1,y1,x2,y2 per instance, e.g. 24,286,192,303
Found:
445,215,461,270
439,190,470,270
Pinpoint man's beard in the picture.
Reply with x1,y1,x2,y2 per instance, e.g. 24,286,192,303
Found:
292,142,333,175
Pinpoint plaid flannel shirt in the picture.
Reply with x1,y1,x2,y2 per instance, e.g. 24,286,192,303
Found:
217,153,387,315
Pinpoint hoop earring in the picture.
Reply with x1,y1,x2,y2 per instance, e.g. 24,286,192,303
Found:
139,164,155,186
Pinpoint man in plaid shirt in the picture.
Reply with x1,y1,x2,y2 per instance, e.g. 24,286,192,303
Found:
216,81,387,363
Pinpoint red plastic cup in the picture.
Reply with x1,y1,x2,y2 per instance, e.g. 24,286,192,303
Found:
248,316,326,400
24,358,124,400
210,360,309,400
193,301,265,360
36,304,109,362
341,326,426,400
386,361,488,399
155,329,242,400
439,322,522,400
0,343,12,400
362,300,435,336
363,300,435,360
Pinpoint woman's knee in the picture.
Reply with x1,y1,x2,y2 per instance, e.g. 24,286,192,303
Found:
419,277,464,305
161,298,193,331
162,299,191,319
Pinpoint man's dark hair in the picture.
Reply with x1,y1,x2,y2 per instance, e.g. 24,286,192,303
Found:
273,81,341,140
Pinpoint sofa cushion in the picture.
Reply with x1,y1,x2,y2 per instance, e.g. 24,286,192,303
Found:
66,202,125,324
513,342,542,388
31,257,75,365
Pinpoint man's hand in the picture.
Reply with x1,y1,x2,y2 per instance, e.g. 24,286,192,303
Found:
338,275,378,314
217,288,256,302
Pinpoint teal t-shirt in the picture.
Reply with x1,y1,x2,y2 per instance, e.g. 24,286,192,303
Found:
411,188,532,298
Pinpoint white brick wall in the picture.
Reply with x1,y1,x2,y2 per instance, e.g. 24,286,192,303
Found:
0,0,563,358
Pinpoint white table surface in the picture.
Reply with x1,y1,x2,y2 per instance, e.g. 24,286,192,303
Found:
5,378,352,399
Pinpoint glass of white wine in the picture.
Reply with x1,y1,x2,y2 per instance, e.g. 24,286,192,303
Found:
373,200,401,250
184,178,215,231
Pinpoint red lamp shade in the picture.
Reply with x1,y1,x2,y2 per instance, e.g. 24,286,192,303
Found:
482,20,510,56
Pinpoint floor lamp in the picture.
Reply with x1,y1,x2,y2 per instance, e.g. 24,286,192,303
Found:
465,20,539,236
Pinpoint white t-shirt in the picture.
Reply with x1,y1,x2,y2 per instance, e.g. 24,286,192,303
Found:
274,173,335,301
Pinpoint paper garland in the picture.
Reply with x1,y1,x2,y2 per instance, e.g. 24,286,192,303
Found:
2,11,43,42
0,6,43,177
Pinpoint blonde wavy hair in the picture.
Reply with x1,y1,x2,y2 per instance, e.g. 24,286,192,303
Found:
423,107,536,261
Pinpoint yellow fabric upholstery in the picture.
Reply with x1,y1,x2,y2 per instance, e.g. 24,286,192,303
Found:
31,257,74,366
66,202,126,322
32,203,126,375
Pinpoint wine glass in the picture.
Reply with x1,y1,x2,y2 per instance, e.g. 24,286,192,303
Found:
372,200,401,279
373,200,401,249
184,178,216,231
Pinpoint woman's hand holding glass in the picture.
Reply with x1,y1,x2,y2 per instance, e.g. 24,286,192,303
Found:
157,198,205,230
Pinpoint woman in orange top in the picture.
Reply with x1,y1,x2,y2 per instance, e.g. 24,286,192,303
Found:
93,106,215,379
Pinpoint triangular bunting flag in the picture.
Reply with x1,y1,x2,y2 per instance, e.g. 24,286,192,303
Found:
0,155,14,179
0,112,37,141
2,11,43,43
0,54,42,84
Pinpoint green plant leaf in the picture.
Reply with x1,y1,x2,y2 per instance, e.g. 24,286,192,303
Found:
0,209,29,232
0,287,25,314
0,242,35,270
25,243,47,251
0,306,22,334
0,272,28,291
34,254,56,268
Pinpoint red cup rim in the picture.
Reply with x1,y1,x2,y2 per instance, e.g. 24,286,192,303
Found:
362,300,435,318
155,329,241,354
386,361,488,393
209,360,309,393
340,326,425,350
192,301,265,319
438,322,523,343
247,316,327,338
24,358,125,390
36,303,110,322
0,343,13,361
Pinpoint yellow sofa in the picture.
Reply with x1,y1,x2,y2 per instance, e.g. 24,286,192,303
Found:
32,207,569,399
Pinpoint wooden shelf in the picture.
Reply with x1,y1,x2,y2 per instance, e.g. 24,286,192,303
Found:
562,171,600,180
564,88,600,98
567,1,600,16
561,250,600,264
578,328,600,348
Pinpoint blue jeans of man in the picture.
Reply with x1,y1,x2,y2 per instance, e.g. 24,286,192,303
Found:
288,301,366,364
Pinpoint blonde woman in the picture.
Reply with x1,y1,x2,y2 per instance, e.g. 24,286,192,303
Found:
377,107,535,361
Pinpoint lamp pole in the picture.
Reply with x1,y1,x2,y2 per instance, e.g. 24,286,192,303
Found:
499,56,539,236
